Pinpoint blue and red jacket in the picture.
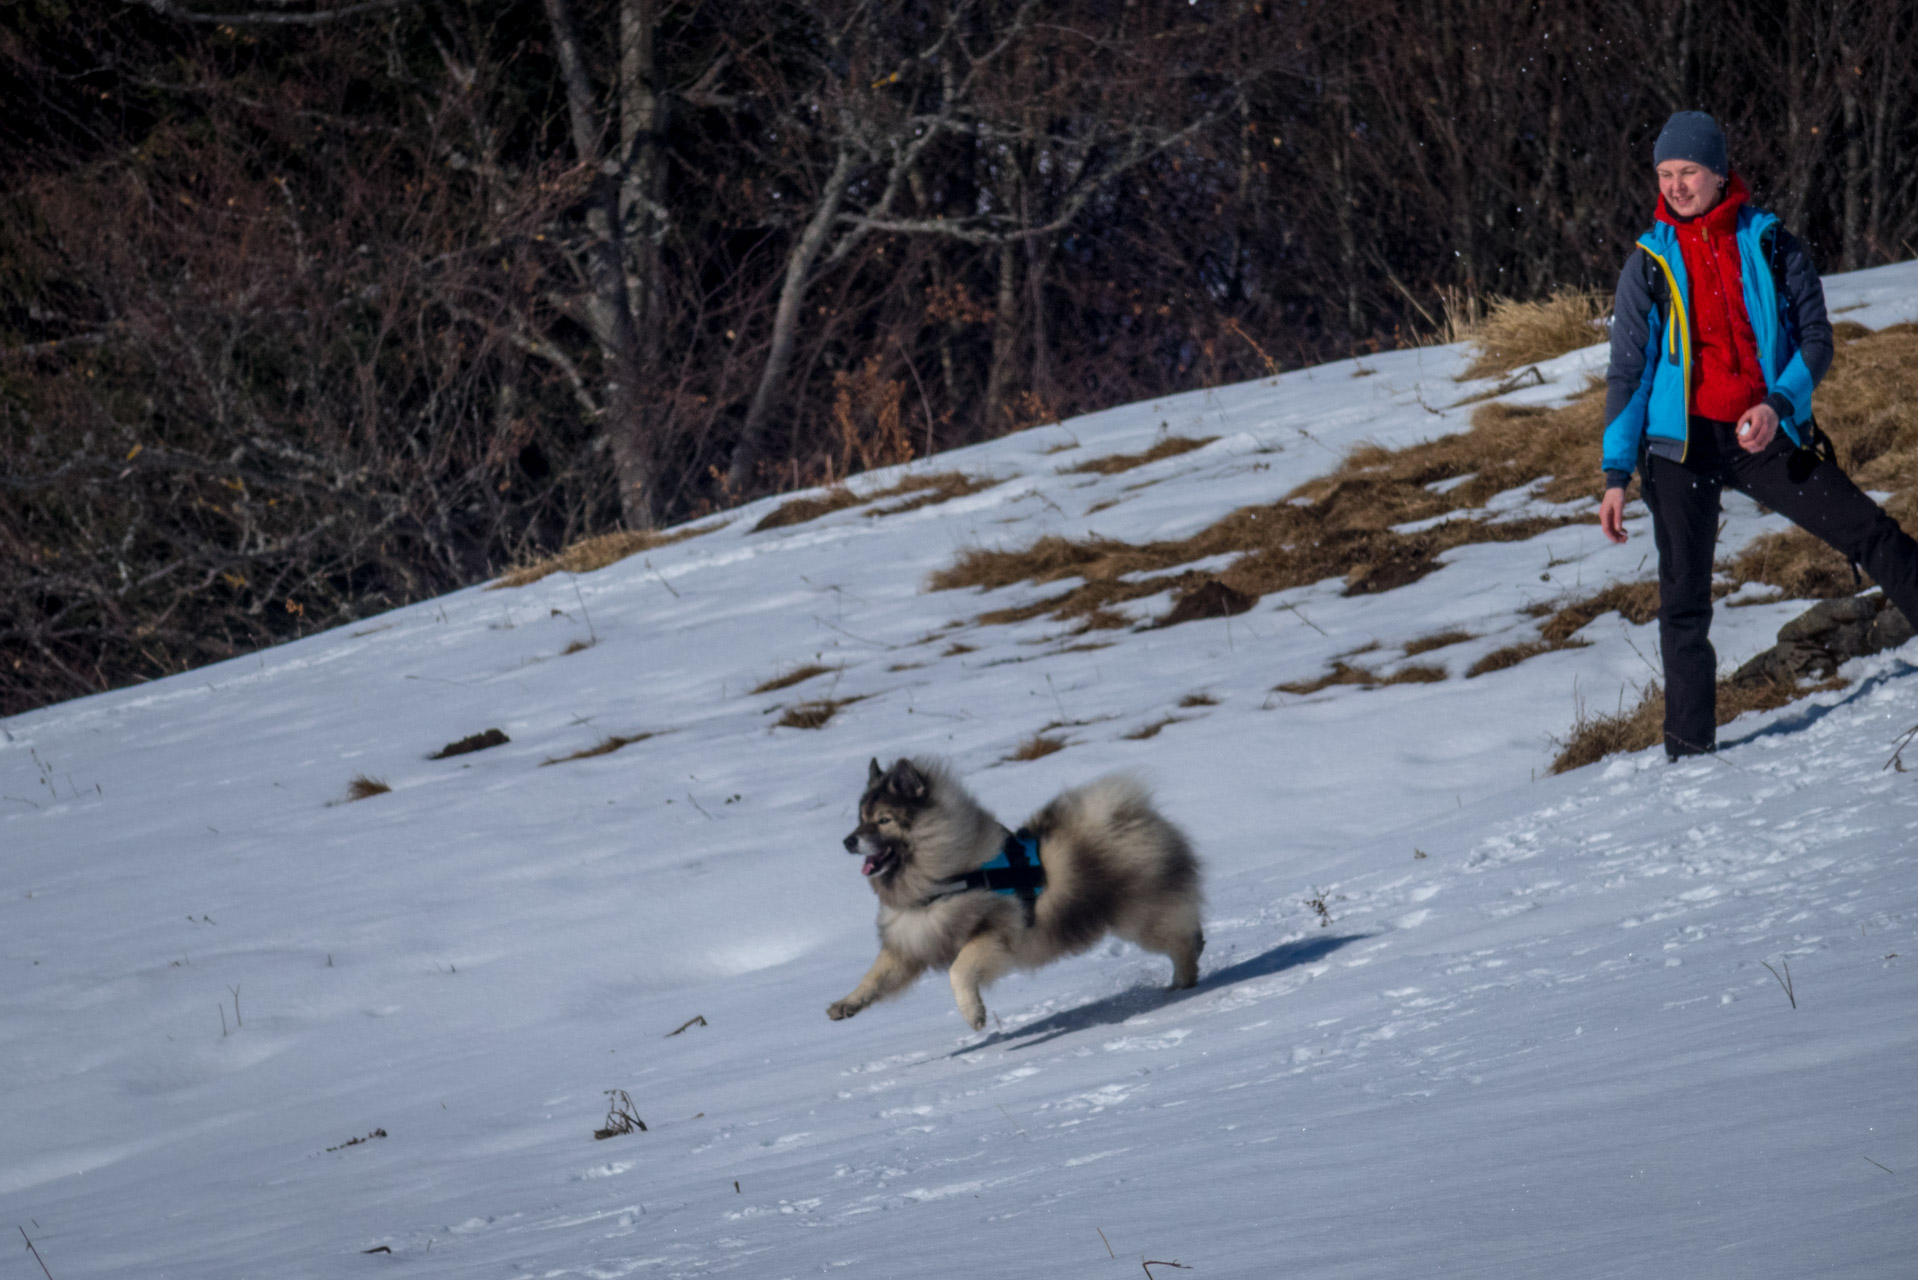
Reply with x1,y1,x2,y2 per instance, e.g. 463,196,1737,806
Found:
1601,178,1833,487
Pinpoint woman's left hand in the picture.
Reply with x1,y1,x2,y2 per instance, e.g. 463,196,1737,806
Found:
1735,403,1780,454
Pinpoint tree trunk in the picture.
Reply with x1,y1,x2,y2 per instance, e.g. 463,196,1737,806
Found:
983,234,1020,433
1838,44,1866,271
727,148,856,494
543,0,662,529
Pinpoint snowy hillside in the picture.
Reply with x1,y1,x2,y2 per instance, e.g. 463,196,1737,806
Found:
7,262,1918,1280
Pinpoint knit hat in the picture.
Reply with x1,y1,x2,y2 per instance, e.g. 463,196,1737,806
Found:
1653,111,1727,176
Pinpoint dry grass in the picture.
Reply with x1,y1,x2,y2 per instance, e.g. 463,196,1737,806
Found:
343,774,391,801
1065,435,1216,476
1177,691,1220,707
862,470,998,516
1467,638,1577,677
754,471,995,532
1122,716,1185,740
1465,581,1657,677
492,523,720,589
1006,731,1068,760
776,697,861,730
750,663,838,694
430,728,510,759
540,732,660,766
1460,290,1609,380
932,385,1606,629
753,486,864,531
1403,628,1476,656
1275,662,1447,696
1539,580,1662,642
1548,674,1848,774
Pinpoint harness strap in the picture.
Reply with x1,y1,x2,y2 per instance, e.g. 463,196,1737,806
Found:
923,829,1045,925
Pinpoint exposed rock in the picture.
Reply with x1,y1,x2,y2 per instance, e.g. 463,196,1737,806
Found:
1731,592,1912,687
1158,576,1256,627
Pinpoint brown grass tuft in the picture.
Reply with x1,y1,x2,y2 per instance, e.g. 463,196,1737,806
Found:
430,728,510,759
862,470,998,516
1461,290,1609,380
1276,661,1446,696
1548,673,1848,774
1403,628,1476,656
1123,717,1184,740
492,524,720,589
751,663,838,694
1467,638,1568,677
776,697,862,730
1065,435,1216,476
1177,691,1220,707
1466,580,1662,677
343,774,391,801
754,486,863,531
933,385,1606,629
755,471,995,532
1547,683,1665,774
1539,580,1662,643
540,732,659,766
1006,732,1068,760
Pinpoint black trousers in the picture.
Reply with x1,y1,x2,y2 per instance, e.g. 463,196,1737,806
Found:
1642,417,1918,758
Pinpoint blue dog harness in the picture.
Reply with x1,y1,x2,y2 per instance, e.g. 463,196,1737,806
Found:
926,828,1045,924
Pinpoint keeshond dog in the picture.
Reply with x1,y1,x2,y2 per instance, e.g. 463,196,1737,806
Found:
829,757,1204,1031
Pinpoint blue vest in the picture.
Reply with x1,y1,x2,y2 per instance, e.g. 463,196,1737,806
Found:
1602,207,1819,474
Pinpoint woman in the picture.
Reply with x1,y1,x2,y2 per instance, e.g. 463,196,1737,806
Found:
1599,111,1918,759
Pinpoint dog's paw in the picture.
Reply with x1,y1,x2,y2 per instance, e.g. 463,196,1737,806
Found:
959,1002,987,1031
827,1000,859,1021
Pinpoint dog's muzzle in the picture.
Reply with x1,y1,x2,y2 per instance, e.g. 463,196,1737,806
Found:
844,829,898,877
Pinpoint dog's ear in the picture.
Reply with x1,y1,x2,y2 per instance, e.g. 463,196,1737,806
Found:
884,758,928,802
868,757,884,788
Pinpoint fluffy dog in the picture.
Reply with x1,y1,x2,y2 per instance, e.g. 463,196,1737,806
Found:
829,757,1204,1030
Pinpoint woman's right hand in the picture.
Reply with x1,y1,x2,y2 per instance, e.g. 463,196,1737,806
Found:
1599,487,1629,544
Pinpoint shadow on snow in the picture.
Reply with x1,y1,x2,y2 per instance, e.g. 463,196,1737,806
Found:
950,931,1367,1056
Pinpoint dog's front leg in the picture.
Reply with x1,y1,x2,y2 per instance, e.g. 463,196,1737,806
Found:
828,948,922,1021
948,933,1013,1031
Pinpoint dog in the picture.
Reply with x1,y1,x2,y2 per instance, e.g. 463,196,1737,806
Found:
828,757,1204,1031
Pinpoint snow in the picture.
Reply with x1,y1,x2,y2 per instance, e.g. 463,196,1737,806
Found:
6,263,1918,1279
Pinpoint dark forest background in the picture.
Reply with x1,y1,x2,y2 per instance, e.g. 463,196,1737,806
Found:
5,0,1917,715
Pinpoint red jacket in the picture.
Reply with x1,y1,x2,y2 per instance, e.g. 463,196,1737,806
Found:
1655,173,1770,422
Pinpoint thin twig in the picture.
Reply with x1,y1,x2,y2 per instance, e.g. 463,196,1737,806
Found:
1883,723,1918,772
1760,959,1797,1009
644,558,681,599
1142,1261,1192,1277
1863,1156,1894,1175
21,1226,55,1280
1274,599,1328,637
569,575,598,644
665,1015,707,1037
1096,1227,1115,1258
1045,673,1069,723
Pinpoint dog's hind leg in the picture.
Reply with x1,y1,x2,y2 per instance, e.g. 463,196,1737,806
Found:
828,948,924,1021
1125,905,1204,989
949,933,1014,1031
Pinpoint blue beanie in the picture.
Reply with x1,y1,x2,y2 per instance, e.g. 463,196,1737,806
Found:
1654,111,1727,176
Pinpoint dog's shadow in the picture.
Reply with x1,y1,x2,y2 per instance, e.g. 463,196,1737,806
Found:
950,932,1367,1056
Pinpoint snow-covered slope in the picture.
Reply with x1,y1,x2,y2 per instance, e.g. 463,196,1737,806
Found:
6,262,1918,1279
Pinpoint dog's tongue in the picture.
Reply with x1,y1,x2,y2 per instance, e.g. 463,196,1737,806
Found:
861,854,879,876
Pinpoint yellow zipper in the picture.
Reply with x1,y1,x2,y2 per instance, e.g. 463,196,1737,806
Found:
1640,242,1692,462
